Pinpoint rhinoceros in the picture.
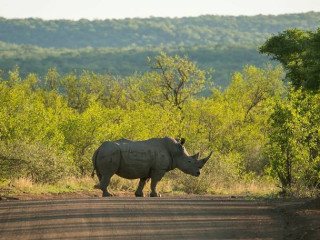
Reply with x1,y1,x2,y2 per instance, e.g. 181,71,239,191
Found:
91,137,212,197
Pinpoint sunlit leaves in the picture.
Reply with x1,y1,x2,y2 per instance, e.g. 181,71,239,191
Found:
265,88,320,192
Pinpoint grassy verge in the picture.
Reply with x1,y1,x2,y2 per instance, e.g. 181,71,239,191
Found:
0,175,279,198
0,176,97,195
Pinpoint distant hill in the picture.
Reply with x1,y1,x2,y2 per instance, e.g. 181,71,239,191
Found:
0,12,319,87
0,12,319,48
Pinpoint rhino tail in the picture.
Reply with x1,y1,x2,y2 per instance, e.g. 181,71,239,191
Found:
91,148,100,179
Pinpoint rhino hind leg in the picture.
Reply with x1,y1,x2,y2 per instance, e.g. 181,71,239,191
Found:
135,178,149,197
93,171,102,189
100,174,113,197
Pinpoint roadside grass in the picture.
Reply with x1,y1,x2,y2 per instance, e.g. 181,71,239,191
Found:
209,180,278,196
0,175,281,198
0,176,97,195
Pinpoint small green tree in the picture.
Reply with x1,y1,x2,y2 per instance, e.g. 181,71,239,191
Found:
265,88,320,194
146,52,212,110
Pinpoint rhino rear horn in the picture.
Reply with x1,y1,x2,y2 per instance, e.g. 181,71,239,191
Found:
191,152,200,160
198,152,212,169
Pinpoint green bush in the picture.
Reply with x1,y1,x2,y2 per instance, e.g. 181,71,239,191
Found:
0,141,75,183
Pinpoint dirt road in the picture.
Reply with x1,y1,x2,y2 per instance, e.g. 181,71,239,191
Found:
0,196,318,239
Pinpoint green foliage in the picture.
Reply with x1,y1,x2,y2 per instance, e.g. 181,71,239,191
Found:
0,49,319,197
265,88,320,193
147,52,211,109
260,27,320,195
259,28,320,90
127,52,212,110
0,141,74,183
0,72,75,182
1,12,320,196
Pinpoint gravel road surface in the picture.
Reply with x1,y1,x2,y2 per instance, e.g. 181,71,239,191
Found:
0,196,292,239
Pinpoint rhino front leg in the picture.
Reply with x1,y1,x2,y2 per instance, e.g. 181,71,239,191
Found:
135,178,148,197
100,174,113,197
150,170,166,197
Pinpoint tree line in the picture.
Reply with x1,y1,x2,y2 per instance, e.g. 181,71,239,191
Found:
0,42,269,88
1,12,318,88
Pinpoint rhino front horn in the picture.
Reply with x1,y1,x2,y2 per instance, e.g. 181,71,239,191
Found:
198,152,212,169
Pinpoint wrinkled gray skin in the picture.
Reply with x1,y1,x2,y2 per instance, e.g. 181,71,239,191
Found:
92,137,212,197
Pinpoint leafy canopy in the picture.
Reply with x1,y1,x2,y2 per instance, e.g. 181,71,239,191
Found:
259,28,320,91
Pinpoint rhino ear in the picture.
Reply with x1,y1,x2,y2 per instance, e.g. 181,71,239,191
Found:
180,138,185,145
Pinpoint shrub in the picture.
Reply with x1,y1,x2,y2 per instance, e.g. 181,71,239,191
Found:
0,141,75,183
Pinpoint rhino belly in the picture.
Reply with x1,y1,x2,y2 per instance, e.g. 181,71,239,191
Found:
116,160,151,179
116,152,153,179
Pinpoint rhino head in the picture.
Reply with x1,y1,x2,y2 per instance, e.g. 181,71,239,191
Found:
172,138,212,177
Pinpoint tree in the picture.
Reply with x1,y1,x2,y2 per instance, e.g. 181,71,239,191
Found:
44,68,60,92
146,52,212,110
259,28,320,90
260,28,320,195
265,88,320,194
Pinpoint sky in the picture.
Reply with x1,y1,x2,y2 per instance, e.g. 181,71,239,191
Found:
0,0,319,20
